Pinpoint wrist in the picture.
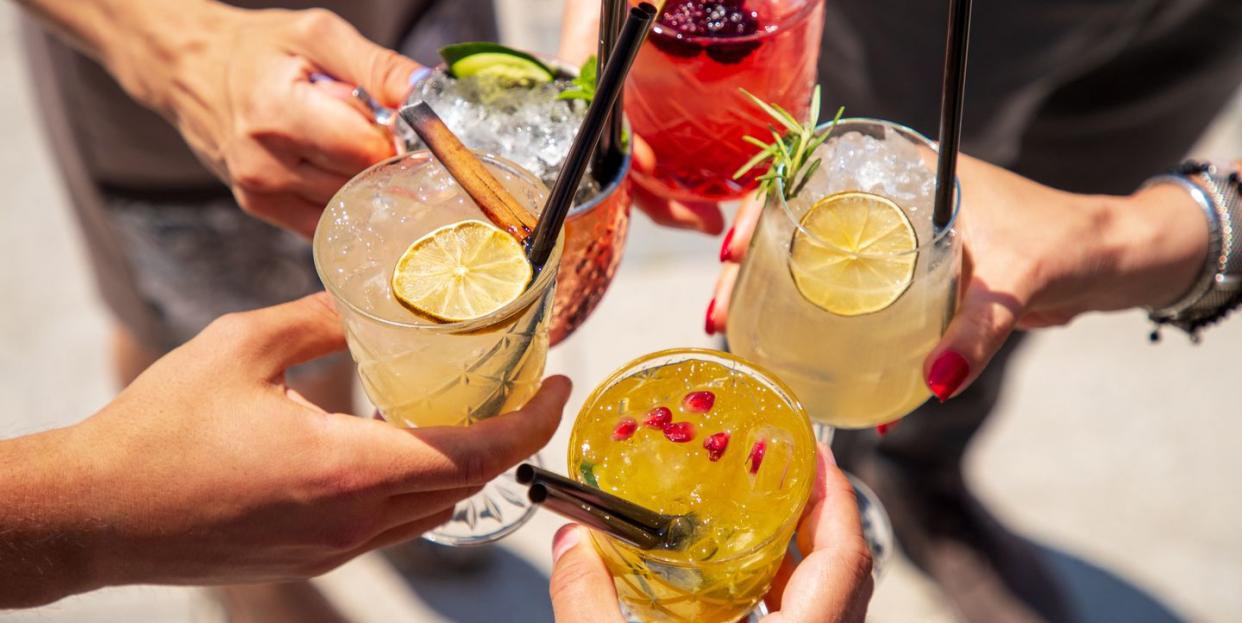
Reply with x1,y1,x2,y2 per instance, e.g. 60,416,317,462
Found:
0,424,107,607
1102,184,1210,311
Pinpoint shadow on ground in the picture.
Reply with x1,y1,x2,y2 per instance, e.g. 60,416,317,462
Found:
1037,542,1187,623
383,542,553,622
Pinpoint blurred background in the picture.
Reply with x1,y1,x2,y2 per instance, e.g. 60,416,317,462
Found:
2,0,1241,621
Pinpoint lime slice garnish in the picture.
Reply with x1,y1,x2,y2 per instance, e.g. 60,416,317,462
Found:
391,220,533,323
440,43,554,85
789,191,918,316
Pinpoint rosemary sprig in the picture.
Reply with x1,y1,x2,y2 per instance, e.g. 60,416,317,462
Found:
733,86,843,200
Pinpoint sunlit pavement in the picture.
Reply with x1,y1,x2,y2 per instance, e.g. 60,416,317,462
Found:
3,2,1240,621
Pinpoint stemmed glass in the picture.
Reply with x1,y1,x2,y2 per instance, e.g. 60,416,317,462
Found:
727,118,964,577
313,150,563,546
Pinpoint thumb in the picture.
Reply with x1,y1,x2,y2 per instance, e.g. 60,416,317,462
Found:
295,10,423,107
549,525,626,623
923,279,1023,401
213,292,346,380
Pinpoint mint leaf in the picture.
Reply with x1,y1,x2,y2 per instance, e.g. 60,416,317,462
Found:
558,56,598,103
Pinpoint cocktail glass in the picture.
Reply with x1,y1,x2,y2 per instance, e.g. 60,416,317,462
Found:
313,149,563,546
569,349,817,622
403,62,633,345
727,118,963,571
625,0,824,202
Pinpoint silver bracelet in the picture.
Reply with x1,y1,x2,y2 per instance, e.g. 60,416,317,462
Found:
1143,163,1242,341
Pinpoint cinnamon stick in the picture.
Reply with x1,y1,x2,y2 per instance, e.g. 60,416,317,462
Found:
401,103,537,242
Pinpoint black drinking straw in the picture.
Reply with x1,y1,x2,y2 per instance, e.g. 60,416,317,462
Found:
526,3,656,269
590,0,627,184
518,463,693,550
932,0,973,230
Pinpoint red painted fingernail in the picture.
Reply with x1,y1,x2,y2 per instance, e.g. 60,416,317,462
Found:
705,298,718,335
876,421,897,436
719,227,735,262
927,351,970,402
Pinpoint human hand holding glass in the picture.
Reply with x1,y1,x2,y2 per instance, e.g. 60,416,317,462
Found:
547,446,874,623
0,294,570,608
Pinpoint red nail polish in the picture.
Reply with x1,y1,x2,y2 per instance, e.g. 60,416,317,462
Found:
719,227,735,262
876,421,897,436
927,351,970,402
705,298,718,335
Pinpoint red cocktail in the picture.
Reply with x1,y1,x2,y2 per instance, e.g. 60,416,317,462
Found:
625,0,824,202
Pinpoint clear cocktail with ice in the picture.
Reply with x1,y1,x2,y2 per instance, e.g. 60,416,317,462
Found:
727,118,962,429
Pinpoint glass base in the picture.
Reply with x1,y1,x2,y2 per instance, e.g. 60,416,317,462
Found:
422,454,541,547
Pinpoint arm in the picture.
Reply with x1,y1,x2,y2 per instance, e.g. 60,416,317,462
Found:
14,0,421,237
0,294,570,608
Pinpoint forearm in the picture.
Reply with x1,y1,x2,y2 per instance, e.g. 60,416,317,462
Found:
13,0,234,112
0,425,105,608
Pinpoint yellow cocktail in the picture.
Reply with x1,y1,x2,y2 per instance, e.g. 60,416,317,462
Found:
313,149,562,545
569,349,816,622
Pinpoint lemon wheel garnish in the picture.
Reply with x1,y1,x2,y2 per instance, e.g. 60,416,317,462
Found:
789,191,918,316
392,220,533,323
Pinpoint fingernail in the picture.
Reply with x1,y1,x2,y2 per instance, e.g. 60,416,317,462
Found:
719,227,735,262
552,525,581,563
309,71,335,84
705,298,718,335
927,350,969,402
408,66,433,87
876,421,897,436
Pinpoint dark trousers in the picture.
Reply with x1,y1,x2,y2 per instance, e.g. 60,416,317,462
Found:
819,0,1242,469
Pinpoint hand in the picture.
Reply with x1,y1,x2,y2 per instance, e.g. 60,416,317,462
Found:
0,294,570,606
707,154,1209,399
115,4,422,237
547,445,873,623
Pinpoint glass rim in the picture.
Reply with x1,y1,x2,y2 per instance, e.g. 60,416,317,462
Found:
573,347,815,566
774,117,961,259
312,149,563,334
408,59,632,220
648,0,821,45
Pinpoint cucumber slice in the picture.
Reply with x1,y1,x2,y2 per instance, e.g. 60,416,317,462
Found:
440,42,555,84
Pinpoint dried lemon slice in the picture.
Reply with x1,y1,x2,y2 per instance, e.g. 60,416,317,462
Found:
789,191,918,316
392,220,532,322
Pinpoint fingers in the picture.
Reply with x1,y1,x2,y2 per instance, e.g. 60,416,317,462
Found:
922,278,1025,402
381,486,481,529
233,186,324,238
548,525,626,623
632,182,726,234
208,293,346,380
773,449,873,623
379,377,572,492
292,9,423,107
629,134,726,234
706,262,738,335
286,84,395,175
348,508,455,558
720,191,763,263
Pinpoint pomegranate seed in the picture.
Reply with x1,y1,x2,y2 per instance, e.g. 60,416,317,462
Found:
747,440,766,474
664,421,696,443
703,432,730,461
682,391,716,413
876,421,898,436
612,417,638,441
644,406,673,429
